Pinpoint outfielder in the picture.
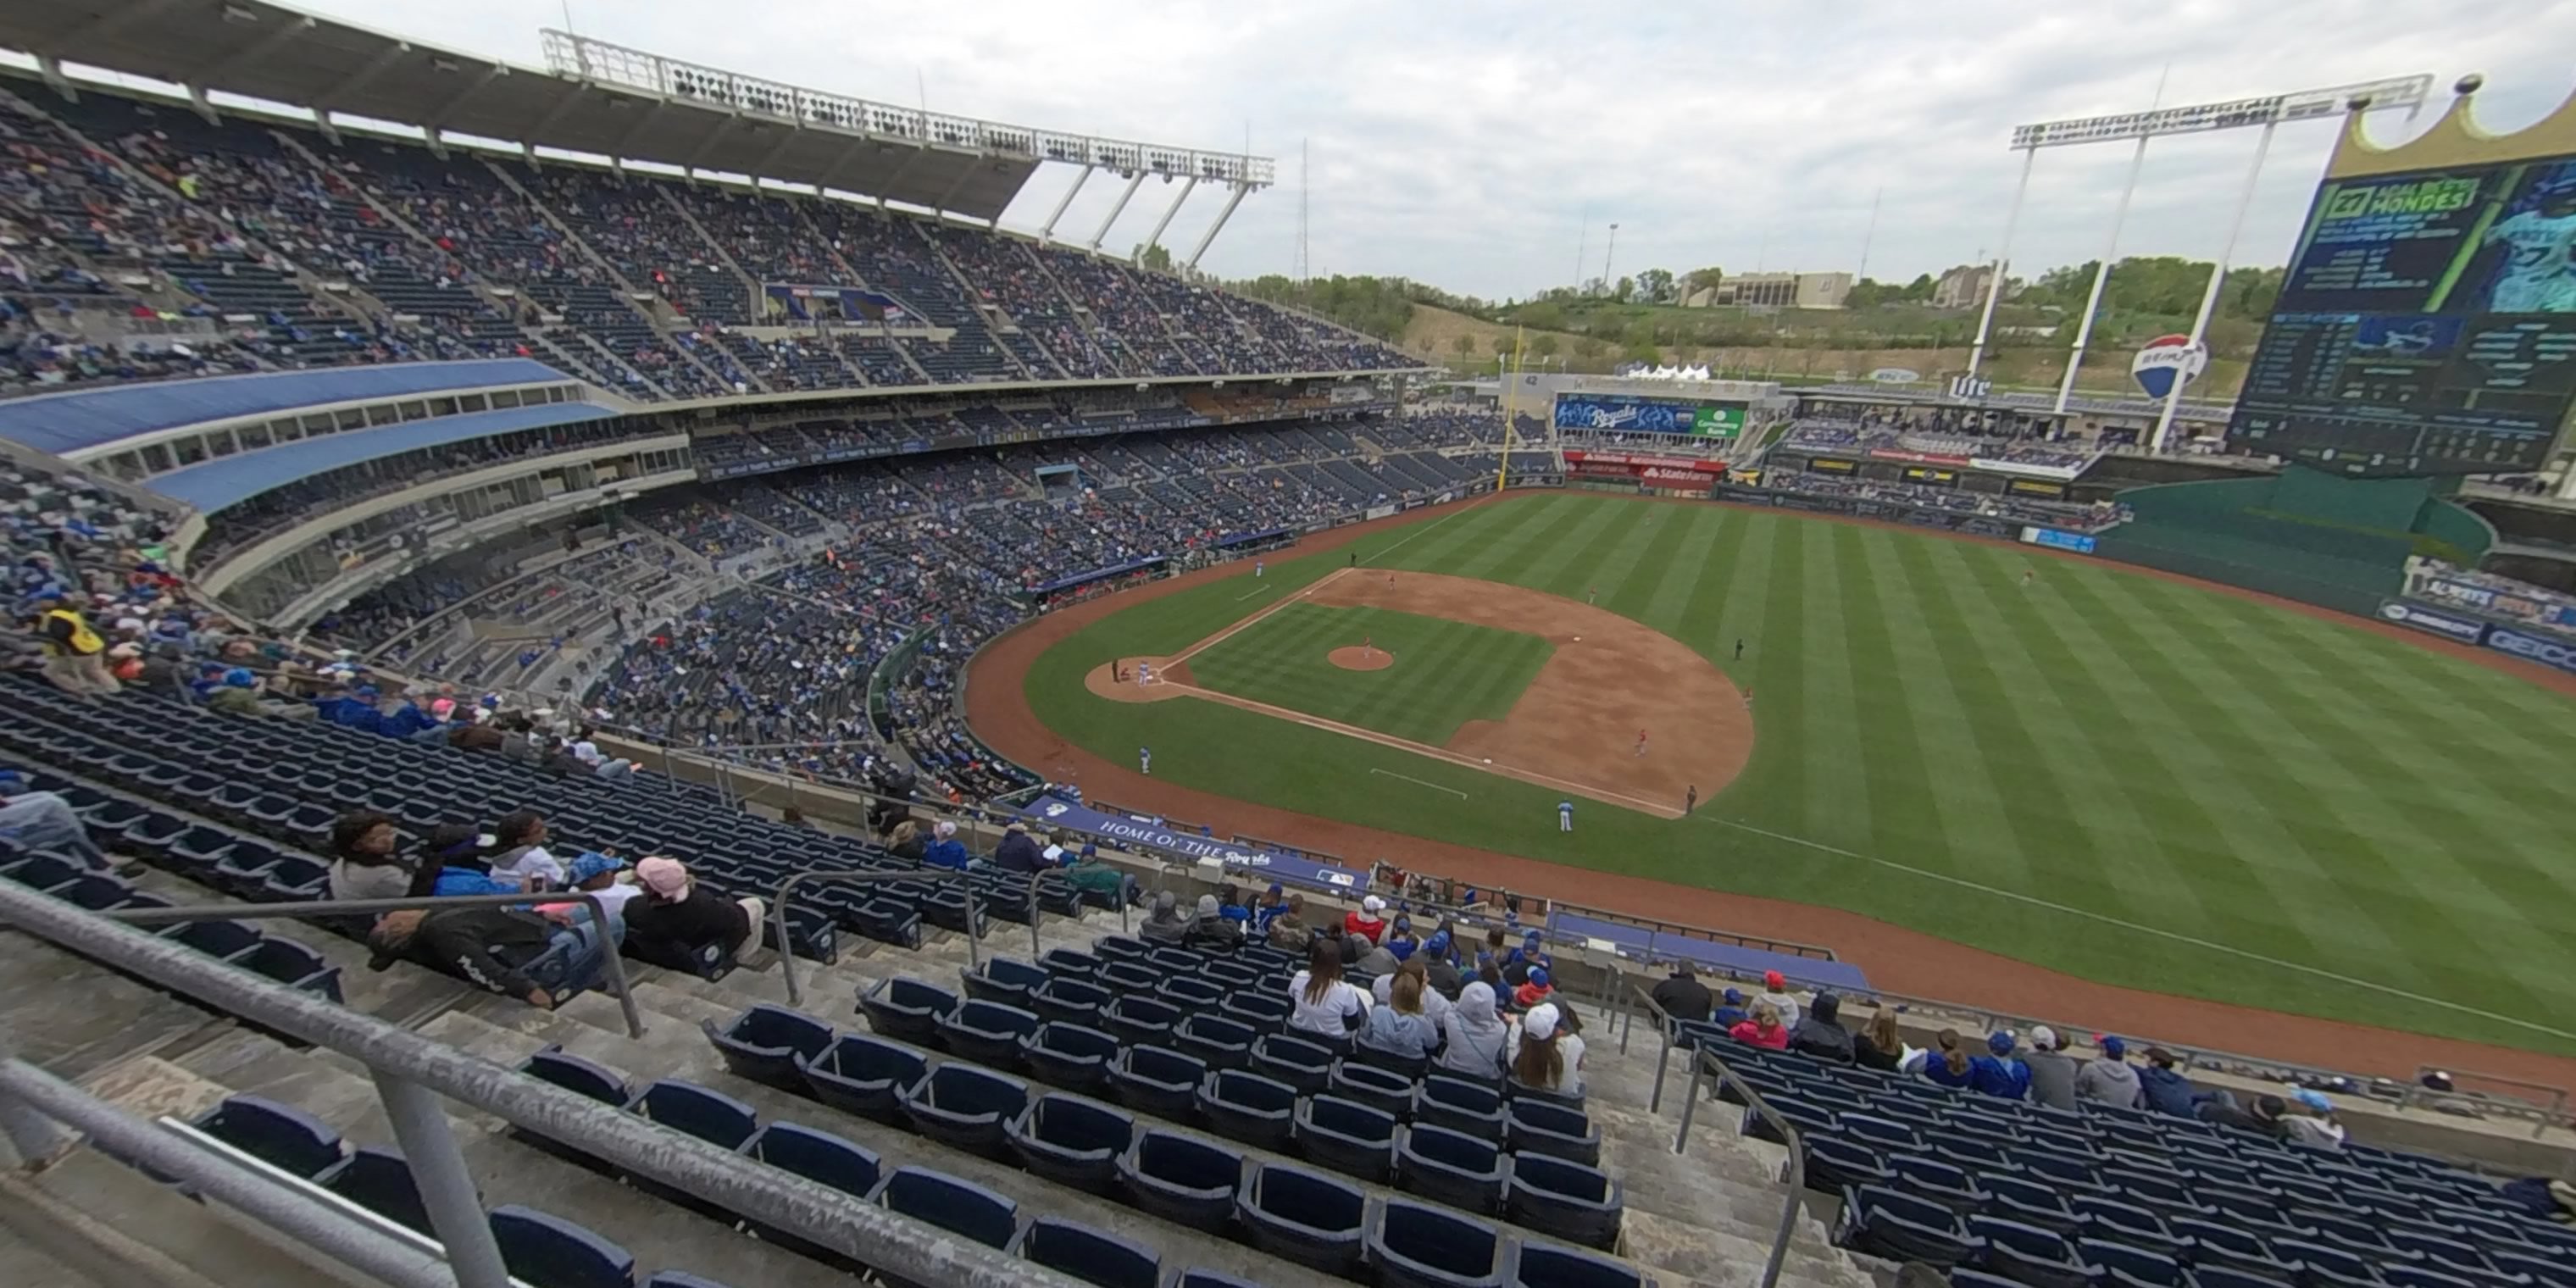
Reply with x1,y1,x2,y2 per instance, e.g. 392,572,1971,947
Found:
1557,799,1574,832
1140,746,1152,775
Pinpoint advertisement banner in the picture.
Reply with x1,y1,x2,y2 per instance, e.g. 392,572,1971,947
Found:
2416,574,2576,631
2020,526,2099,554
1020,795,1367,891
1553,393,1745,438
1969,456,2086,481
1561,451,1726,473
2483,625,2576,676
2377,598,2490,644
1364,502,1400,520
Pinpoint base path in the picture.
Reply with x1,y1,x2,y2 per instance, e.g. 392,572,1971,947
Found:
967,494,2576,1085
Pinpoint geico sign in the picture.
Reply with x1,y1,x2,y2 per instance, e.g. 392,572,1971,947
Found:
2485,628,2576,674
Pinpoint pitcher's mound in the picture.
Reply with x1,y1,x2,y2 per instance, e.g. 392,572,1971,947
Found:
1329,646,1394,672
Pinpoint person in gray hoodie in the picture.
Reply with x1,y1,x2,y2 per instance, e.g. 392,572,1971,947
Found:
2074,1034,2145,1109
1438,980,1510,1079
2024,1025,2081,1110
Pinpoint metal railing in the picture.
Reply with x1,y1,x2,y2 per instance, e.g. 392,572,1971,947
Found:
0,880,1087,1288
773,867,1033,1007
99,891,644,1039
1670,1045,1807,1288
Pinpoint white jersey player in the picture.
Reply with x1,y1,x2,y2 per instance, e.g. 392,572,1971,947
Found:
2482,187,2576,314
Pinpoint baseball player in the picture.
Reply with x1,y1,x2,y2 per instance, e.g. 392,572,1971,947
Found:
1734,638,1744,660
1634,729,1648,758
1137,662,1154,686
1557,799,1574,833
2483,175,2576,313
1139,746,1152,775
1685,785,1698,814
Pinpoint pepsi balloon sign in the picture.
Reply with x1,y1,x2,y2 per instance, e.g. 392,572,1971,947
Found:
2131,334,2208,400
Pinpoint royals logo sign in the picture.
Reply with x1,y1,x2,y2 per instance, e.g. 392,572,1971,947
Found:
2131,334,2208,400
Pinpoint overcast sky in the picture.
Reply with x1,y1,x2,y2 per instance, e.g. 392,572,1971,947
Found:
258,2,2576,297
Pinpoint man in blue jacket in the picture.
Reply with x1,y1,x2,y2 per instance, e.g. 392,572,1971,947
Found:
2137,1045,2224,1118
1969,1030,2033,1101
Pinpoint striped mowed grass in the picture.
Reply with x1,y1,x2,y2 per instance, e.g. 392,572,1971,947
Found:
1185,603,1553,744
1022,492,2576,1052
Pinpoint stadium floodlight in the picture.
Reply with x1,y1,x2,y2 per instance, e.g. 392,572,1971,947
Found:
1963,74,2435,438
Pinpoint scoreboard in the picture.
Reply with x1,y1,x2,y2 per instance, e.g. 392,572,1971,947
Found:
2229,157,2576,475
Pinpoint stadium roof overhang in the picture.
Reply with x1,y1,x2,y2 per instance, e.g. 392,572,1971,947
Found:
0,0,1237,222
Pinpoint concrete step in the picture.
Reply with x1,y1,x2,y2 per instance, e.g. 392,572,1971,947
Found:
0,930,219,1081
9,1152,350,1288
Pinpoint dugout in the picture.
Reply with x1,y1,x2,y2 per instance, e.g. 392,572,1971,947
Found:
2094,466,2496,615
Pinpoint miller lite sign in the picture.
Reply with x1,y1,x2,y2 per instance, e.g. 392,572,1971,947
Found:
2130,334,2208,400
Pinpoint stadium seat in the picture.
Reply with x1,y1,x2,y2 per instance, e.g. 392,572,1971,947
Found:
1804,1133,1896,1192
702,1004,834,1091
1352,1031,1434,1081
1158,976,1226,1012
1173,1013,1257,1071
2084,1239,2193,1288
1030,977,1113,1029
2076,1196,2195,1263
1294,1095,1398,1182
1505,1152,1625,1251
1013,1216,1162,1288
190,1095,345,1179
852,898,923,949
1396,1123,1510,1214
2196,1271,2296,1288
939,999,1042,1068
1020,1021,1121,1092
222,937,344,1004
1370,1197,1507,1288
1096,959,1161,997
1118,1130,1243,1233
1197,1068,1299,1149
1419,1074,1509,1141
1506,1100,1602,1167
314,1146,430,1236
3,850,89,891
1219,991,1292,1035
1103,1044,1208,1121
1986,1174,2082,1233
898,1063,1030,1157
1510,1240,1652,1288
1091,935,1151,966
1101,994,1182,1046
876,1166,1019,1250
1837,1185,1982,1268
1238,1161,1369,1275
734,1122,880,1263
1039,947,1102,982
1329,1058,1418,1119
1248,1034,1335,1094
857,977,958,1044
799,1034,928,1124
1970,1215,2097,1288
1005,1092,1135,1190
490,1205,637,1288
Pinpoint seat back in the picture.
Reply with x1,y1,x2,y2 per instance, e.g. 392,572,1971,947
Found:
1239,1161,1368,1272
743,1123,880,1200
1174,1014,1257,1069
192,1095,345,1179
877,1167,1019,1250
1510,1241,1649,1288
1371,1197,1505,1286
702,1005,832,1089
1014,1093,1136,1161
315,1146,430,1235
1015,1217,1161,1288
908,1063,1030,1123
627,1080,760,1152
489,1205,637,1288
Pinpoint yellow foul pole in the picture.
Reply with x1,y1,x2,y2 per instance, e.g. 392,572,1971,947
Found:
1496,325,1527,493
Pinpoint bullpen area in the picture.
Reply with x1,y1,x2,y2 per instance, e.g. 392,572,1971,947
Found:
980,491,2576,1055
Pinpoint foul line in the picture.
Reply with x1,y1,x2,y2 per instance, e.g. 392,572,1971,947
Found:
1370,768,1468,798
1235,583,1278,602
1694,814,2576,1042
1169,566,1352,666
1364,496,1483,564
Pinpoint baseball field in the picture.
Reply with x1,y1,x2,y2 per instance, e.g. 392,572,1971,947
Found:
993,491,2576,1057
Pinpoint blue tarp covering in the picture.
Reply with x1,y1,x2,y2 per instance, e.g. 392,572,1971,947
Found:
0,358,573,454
1030,556,1165,596
1018,794,1367,892
148,402,619,512
1544,910,1872,993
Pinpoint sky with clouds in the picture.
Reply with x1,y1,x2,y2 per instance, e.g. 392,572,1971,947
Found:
251,2,2576,297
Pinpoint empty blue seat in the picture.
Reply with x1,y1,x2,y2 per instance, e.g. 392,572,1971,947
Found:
900,1063,1030,1157
1197,1069,1299,1149
1985,1174,2081,1233
739,1123,880,1263
1091,934,1151,965
1330,1059,1416,1119
1840,1111,1925,1153
1013,1216,1162,1288
1174,1013,1257,1071
1837,1184,1982,1268
1022,1021,1120,1092
209,844,280,898
254,855,329,902
1373,1198,1506,1288
877,1166,1019,1248
43,872,135,911
2174,1219,2301,1280
1296,1095,1398,1182
1250,1033,1335,1094
854,898,923,949
1101,994,1182,1046
2085,1239,2192,1288
1103,1044,1208,1121
224,937,343,1003
1118,1130,1243,1233
626,1080,759,1152
858,977,958,1044
963,958,1051,1004
315,1146,429,1235
1239,1161,1368,1274
1507,1100,1601,1167
2196,1271,2296,1288
1397,1123,1509,1214
702,1004,833,1091
2077,1196,2195,1263
921,887,986,935
1030,978,1113,1029
1219,991,1292,1035
1158,975,1225,1012
1895,1152,1992,1211
1007,1093,1135,1189
940,999,1042,1068
3,850,88,891
1508,1152,1624,1251
1039,947,1102,982
800,1034,928,1124
1096,959,1161,996
1805,1133,1895,1192
1971,1216,2096,1288
1420,1074,1508,1140
490,1205,636,1288
1510,1240,1647,1288
191,1096,343,1179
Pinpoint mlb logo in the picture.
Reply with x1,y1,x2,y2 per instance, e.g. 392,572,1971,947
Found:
2132,335,2208,399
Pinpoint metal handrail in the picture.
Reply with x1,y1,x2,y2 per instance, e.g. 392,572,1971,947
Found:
99,891,644,1038
0,881,1085,1288
773,868,990,1007
1671,1046,1806,1288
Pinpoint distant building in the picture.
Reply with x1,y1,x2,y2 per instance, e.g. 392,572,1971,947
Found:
1680,271,1852,310
1932,264,1996,309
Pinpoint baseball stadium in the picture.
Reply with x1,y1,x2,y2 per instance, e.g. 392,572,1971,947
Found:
3,4,2576,1287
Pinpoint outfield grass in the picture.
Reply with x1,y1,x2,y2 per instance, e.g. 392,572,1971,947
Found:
1185,602,1553,744
1019,492,2576,1053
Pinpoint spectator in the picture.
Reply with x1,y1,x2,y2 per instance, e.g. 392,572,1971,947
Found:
1140,889,1189,944
1344,894,1388,944
2496,1177,2576,1226
1650,960,1713,1024
30,592,118,696
1855,1009,1912,1073
1252,884,1288,937
1373,956,1452,1026
327,809,410,901
204,668,297,718
1438,980,1509,1078
2281,1089,2346,1149
886,819,927,864
2076,1035,2145,1108
921,820,970,871
1508,1002,1585,1096
993,821,1046,874
1352,932,1399,977
1287,938,1368,1049
1185,893,1241,947
1266,892,1313,952
408,824,521,897
1418,932,1463,998
1969,1032,2032,1101
0,769,126,874
1713,987,1750,1030
1504,931,1551,987
368,897,616,1007
2024,1025,2080,1111
1755,970,1801,1030
2138,1046,2213,1118
1729,1001,1791,1052
1790,991,1857,1063
541,852,640,921
1060,844,1135,908
565,725,635,780
485,810,566,890
1513,966,1556,1011
1924,1030,1975,1089
1385,915,1417,960
1360,969,1441,1063
2198,1091,2289,1138
624,856,761,965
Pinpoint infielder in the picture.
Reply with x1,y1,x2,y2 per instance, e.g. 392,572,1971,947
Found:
1140,746,1152,775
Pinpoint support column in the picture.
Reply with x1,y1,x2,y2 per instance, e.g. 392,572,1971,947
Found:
2054,136,2152,414
1040,165,1092,245
2151,120,2276,454
373,1071,511,1288
1086,170,1147,254
1185,182,1250,270
1966,147,2037,380
1138,176,1198,265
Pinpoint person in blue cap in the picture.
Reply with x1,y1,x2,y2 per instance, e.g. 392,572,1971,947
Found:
2075,1035,2144,1108
1252,883,1289,936
1968,1030,2032,1101
1418,931,1463,997
1557,798,1573,832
